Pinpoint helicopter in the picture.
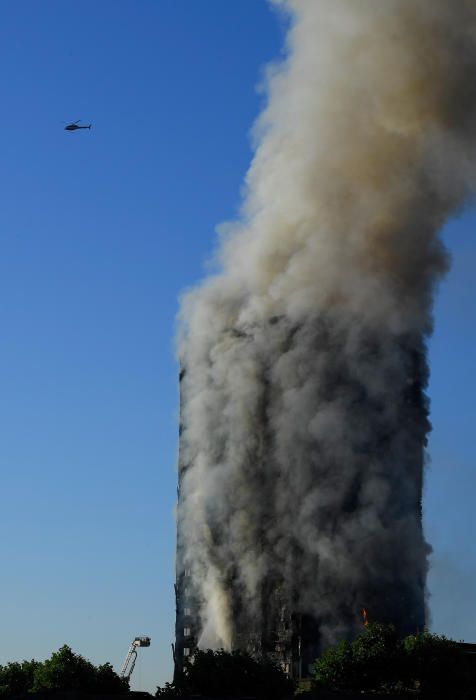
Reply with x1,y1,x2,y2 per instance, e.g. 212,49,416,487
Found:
64,120,91,131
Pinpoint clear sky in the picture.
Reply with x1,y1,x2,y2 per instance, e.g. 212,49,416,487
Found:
0,0,474,693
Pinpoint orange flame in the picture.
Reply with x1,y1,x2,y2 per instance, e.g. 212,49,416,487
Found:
362,608,369,626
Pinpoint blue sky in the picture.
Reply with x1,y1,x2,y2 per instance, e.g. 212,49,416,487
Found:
0,0,474,693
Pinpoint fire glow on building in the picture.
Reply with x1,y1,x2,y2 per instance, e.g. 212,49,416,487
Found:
173,0,476,679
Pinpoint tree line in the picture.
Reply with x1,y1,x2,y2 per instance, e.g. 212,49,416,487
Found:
157,625,476,699
1,626,475,699
0,645,128,698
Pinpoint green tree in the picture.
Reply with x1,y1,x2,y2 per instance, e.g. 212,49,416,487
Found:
32,646,128,694
402,631,465,697
314,623,401,692
156,649,294,700
0,660,39,697
0,646,128,698
313,624,475,697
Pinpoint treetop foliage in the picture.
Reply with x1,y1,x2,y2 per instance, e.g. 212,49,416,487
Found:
314,623,473,697
155,628,475,699
0,645,128,698
156,648,294,700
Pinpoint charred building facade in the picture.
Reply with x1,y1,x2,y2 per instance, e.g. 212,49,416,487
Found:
173,319,428,679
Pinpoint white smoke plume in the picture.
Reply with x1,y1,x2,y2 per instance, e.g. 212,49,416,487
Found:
176,0,476,653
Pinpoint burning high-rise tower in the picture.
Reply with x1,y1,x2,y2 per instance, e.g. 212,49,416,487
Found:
173,0,476,679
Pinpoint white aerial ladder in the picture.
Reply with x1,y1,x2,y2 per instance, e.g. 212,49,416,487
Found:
120,636,151,681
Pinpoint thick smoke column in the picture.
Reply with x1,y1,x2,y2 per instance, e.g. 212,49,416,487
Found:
176,0,476,654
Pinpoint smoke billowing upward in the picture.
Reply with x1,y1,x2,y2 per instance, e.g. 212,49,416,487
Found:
176,0,476,653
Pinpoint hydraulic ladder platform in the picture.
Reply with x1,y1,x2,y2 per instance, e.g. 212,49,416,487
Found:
120,636,151,680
